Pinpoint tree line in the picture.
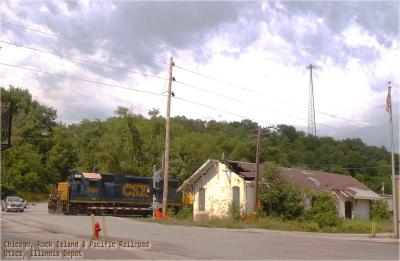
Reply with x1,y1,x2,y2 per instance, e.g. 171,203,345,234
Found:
1,86,396,198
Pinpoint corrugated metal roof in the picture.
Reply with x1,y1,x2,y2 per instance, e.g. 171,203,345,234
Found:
224,160,381,200
82,172,102,180
179,159,381,200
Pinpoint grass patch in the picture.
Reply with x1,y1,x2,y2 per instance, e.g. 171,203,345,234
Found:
139,215,393,234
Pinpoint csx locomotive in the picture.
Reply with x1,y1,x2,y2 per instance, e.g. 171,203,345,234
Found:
48,172,181,215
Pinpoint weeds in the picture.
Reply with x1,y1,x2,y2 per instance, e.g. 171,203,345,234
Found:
142,215,393,234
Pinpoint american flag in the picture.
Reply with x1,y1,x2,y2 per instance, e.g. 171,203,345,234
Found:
386,89,391,112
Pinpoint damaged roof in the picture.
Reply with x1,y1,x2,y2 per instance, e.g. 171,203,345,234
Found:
223,160,257,180
179,159,381,200
224,160,381,200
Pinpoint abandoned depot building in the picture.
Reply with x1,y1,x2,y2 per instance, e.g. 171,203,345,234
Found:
177,159,382,220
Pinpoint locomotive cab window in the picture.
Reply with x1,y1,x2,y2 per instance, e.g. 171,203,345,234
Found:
87,180,99,193
101,174,115,183
89,180,98,188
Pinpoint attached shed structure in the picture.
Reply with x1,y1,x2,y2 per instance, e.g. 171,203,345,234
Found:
178,159,381,220
279,168,381,219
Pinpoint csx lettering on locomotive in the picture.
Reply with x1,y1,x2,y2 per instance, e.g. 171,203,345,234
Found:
122,183,149,197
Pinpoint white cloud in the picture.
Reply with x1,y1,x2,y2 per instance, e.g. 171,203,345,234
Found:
342,23,381,49
0,1,398,148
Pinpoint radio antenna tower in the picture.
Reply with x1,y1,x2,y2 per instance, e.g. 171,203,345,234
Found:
307,64,316,136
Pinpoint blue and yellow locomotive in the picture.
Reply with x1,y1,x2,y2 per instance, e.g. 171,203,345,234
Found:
48,172,181,216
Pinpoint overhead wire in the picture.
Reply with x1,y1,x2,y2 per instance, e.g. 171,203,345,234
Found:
0,40,167,80
1,20,170,66
174,65,257,94
1,61,364,134
175,64,367,127
0,62,271,126
3,62,393,170
173,96,273,126
0,62,166,97
1,20,372,130
174,80,344,131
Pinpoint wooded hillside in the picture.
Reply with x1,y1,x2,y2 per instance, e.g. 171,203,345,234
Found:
1,86,396,198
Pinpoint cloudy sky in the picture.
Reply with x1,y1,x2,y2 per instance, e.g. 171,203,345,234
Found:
0,0,399,149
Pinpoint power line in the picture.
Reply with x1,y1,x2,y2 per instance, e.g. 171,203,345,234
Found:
1,21,372,128
175,65,257,94
175,80,246,104
2,20,169,66
174,80,344,131
0,62,166,97
0,62,270,126
2,21,372,128
175,64,366,127
331,166,397,170
173,96,273,127
0,40,167,80
0,60,355,133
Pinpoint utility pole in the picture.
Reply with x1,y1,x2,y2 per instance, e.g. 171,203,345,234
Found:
7,101,13,147
255,125,261,211
162,57,174,215
92,151,96,172
1,100,13,151
387,81,399,238
307,64,316,136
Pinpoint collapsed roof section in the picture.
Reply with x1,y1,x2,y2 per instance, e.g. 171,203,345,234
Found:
179,159,381,200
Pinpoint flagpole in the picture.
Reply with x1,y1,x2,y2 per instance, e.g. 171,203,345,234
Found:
388,81,399,239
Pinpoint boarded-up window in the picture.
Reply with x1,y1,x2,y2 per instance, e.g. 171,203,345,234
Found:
232,186,240,205
199,188,205,211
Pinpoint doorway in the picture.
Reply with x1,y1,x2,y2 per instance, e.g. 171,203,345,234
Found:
345,201,352,219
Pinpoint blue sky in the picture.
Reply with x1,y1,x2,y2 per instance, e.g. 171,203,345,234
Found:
0,1,399,149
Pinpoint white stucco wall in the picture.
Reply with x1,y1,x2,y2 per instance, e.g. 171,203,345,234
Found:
245,181,256,214
335,193,349,218
354,199,371,220
335,193,371,220
192,162,255,219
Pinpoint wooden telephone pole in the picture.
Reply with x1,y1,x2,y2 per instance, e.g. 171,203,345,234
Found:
162,57,174,215
255,125,261,210
387,82,399,238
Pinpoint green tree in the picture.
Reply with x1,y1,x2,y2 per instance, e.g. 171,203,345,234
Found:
46,128,78,183
371,200,391,221
1,144,45,197
259,162,304,219
1,87,397,199
305,192,342,227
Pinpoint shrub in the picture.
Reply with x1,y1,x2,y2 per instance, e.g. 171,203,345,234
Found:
229,201,241,220
305,192,342,228
176,205,193,219
259,162,304,219
278,183,304,219
371,200,391,221
166,207,176,217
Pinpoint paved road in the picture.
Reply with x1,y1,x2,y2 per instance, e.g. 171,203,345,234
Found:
1,203,399,260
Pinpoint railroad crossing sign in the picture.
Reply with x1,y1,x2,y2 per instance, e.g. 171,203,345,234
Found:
152,166,161,183
152,166,162,218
